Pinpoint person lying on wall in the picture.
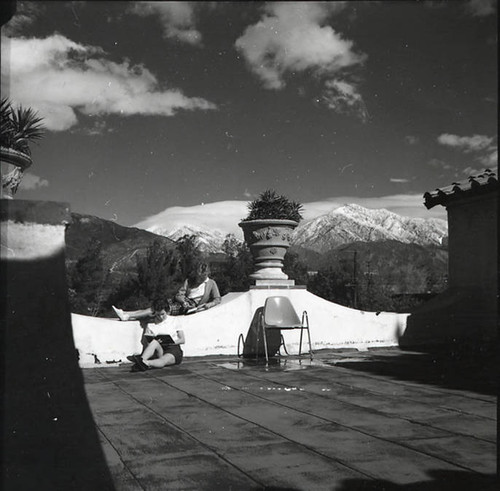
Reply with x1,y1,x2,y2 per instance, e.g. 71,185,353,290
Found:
112,262,221,322
128,326,185,372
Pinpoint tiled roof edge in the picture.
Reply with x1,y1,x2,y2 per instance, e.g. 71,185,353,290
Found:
424,169,498,209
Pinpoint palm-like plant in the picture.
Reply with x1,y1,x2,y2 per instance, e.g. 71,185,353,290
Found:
243,189,304,222
1,98,45,156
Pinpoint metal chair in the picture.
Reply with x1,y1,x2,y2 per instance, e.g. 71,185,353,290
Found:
260,296,313,362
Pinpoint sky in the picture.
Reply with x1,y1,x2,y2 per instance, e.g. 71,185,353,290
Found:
1,1,497,236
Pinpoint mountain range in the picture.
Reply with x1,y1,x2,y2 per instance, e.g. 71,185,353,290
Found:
141,203,448,254
65,213,176,285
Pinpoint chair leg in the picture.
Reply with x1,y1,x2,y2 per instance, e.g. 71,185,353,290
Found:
255,312,262,360
279,334,289,356
306,326,313,360
237,333,244,358
262,324,269,362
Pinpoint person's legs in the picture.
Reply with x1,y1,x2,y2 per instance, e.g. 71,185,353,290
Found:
145,353,176,368
141,339,163,361
113,305,154,321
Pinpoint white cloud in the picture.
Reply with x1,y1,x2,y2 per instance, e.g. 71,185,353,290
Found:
465,0,496,16
18,172,49,191
134,194,446,238
1,34,216,131
321,79,368,122
477,148,498,168
235,2,366,120
437,133,497,173
390,178,411,183
129,1,202,45
437,133,493,152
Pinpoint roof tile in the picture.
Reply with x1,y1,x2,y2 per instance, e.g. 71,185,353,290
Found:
424,169,498,209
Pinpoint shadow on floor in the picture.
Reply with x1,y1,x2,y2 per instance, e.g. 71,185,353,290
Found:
328,343,498,396
333,469,498,491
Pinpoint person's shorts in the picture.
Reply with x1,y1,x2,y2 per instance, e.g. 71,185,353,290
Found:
145,336,184,365
162,344,183,365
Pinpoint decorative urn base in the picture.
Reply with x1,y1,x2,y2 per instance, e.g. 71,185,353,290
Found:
238,219,298,281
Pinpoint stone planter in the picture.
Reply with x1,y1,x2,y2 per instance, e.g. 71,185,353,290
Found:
1,146,32,199
239,219,298,281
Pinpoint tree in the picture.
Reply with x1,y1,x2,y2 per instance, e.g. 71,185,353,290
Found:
308,265,353,307
283,250,309,286
175,234,203,279
107,240,180,312
68,238,107,316
211,236,253,295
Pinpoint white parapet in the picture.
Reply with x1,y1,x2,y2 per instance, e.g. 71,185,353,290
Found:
72,289,409,367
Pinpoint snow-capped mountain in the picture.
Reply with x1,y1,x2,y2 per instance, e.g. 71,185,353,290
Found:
292,204,448,253
144,223,229,253
141,204,448,255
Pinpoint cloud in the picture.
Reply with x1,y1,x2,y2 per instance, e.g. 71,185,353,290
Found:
390,178,411,183
18,172,49,191
437,133,498,173
235,2,367,120
135,194,446,237
405,135,419,145
437,133,493,152
321,79,368,123
1,34,217,131
72,119,114,136
464,0,497,16
428,158,453,171
129,1,202,45
135,201,249,237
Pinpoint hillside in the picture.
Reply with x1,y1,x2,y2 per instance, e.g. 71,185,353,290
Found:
65,213,177,286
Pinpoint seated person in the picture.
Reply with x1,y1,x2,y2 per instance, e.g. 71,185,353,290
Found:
112,262,221,322
130,326,185,372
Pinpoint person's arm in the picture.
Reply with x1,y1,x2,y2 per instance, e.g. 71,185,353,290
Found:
199,280,221,310
175,330,185,345
174,280,189,307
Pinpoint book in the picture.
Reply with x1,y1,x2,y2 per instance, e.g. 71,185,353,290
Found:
145,334,175,344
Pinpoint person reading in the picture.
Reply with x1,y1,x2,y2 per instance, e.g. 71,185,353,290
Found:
112,262,221,322
129,326,185,371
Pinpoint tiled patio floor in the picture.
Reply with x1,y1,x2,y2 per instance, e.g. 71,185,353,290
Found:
83,347,497,490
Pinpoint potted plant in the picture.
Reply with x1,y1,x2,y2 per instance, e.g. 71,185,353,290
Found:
1,98,45,199
239,189,303,281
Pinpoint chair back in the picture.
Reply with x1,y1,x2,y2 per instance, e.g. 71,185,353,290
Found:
263,296,302,329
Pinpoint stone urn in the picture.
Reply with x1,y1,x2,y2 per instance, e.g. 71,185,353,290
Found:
1,146,32,199
239,219,298,281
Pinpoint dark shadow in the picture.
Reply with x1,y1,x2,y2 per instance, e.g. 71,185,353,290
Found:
329,343,498,396
334,470,498,491
1,249,115,489
241,307,281,359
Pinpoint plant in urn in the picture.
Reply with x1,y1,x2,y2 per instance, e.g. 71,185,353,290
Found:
239,189,303,282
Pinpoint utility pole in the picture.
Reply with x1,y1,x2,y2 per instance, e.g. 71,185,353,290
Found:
343,250,358,309
352,250,358,309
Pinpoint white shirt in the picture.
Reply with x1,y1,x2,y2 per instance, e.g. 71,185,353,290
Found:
187,277,208,301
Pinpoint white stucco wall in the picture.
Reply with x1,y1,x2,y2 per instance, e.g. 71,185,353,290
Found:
72,289,409,367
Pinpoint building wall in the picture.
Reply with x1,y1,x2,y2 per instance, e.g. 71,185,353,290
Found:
447,193,497,290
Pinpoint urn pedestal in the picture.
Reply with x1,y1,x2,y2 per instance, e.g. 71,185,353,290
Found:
239,219,298,283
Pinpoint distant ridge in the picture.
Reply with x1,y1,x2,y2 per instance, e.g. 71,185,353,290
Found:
141,203,448,254
292,204,448,253
66,213,176,279
144,223,228,253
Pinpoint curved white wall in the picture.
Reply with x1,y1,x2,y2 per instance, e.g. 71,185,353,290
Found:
72,289,409,367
